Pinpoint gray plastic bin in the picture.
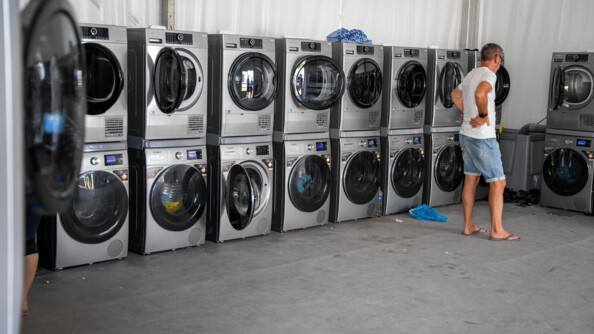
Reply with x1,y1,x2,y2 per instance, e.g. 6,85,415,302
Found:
499,129,545,191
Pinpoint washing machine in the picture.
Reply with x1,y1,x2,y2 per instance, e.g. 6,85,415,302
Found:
329,132,382,222
207,136,274,242
331,43,384,132
38,144,129,270
423,128,464,207
128,138,208,254
547,52,594,131
208,34,278,137
127,28,208,140
381,128,425,215
80,24,127,143
425,48,468,128
540,129,594,214
467,49,510,125
382,46,427,131
272,133,332,232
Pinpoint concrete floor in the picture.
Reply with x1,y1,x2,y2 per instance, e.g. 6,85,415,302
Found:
21,201,594,334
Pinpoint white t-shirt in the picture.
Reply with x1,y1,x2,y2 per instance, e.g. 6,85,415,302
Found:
458,67,497,139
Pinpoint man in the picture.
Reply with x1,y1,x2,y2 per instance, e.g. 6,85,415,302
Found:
450,43,519,241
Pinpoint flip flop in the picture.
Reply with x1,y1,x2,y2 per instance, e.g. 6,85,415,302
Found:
461,227,486,236
489,234,520,241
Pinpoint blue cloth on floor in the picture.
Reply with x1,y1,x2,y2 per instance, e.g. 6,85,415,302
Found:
327,28,372,44
408,204,448,222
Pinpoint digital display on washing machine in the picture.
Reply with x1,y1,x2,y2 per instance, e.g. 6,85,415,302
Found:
104,154,123,166
256,145,269,156
368,139,376,148
187,149,202,160
316,142,327,151
413,137,421,144
576,139,591,147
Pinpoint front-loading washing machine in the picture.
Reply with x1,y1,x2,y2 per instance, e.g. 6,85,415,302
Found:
425,48,468,128
80,24,127,143
207,136,274,242
467,49,510,125
540,128,594,214
272,133,332,232
331,43,384,132
423,128,464,207
127,28,208,140
128,138,208,254
275,38,345,134
382,46,427,131
329,131,382,222
208,34,278,137
547,52,594,131
380,128,425,215
38,144,129,270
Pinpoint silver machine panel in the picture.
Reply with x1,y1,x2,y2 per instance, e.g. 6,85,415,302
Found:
127,28,208,140
81,24,128,143
381,46,428,131
547,52,594,131
208,34,278,137
423,131,464,207
331,43,384,132
540,129,594,214
425,48,468,128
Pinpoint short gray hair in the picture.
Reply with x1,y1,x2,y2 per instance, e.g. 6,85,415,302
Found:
480,43,503,61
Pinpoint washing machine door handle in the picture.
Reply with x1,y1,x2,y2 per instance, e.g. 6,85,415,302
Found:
439,62,462,109
153,47,187,114
549,65,565,110
226,164,255,230
495,65,510,106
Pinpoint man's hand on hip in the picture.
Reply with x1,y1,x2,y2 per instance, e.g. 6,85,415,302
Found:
470,115,490,128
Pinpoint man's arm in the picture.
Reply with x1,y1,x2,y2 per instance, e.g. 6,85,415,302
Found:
469,81,492,128
451,87,464,112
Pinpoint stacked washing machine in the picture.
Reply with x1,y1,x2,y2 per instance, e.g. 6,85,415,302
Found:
540,52,594,214
272,39,344,232
127,28,209,254
423,49,468,207
329,43,383,223
206,34,277,242
380,47,428,215
39,24,130,269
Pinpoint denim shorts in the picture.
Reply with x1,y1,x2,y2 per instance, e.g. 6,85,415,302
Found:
459,134,506,183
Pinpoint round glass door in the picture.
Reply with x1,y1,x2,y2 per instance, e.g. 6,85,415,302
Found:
61,171,128,244
23,0,86,214
391,148,425,198
396,61,427,108
348,59,383,108
495,65,510,106
226,164,255,231
228,52,277,111
154,47,186,114
291,56,345,110
150,165,207,231
435,145,464,192
543,149,589,196
177,49,204,111
288,155,331,212
343,151,381,204
562,66,594,110
84,43,124,115
439,62,464,108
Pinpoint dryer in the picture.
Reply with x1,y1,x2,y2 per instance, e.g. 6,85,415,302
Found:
382,46,427,131
127,28,208,140
380,128,425,215
128,138,208,254
275,38,344,134
331,43,384,132
329,132,382,222
208,34,278,137
425,49,468,128
38,145,129,270
207,137,274,242
423,128,464,207
467,49,510,125
540,129,594,214
547,52,594,131
272,133,332,232
80,24,127,143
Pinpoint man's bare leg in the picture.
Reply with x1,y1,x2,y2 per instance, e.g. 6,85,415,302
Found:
488,179,519,239
461,175,485,234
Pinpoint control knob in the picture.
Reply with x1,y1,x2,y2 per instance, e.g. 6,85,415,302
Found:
90,27,98,36
177,34,184,41
307,144,314,151
90,157,99,165
175,152,184,160
360,141,367,147
246,147,254,155
249,39,256,46
565,140,572,145
405,138,413,144
309,42,316,50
